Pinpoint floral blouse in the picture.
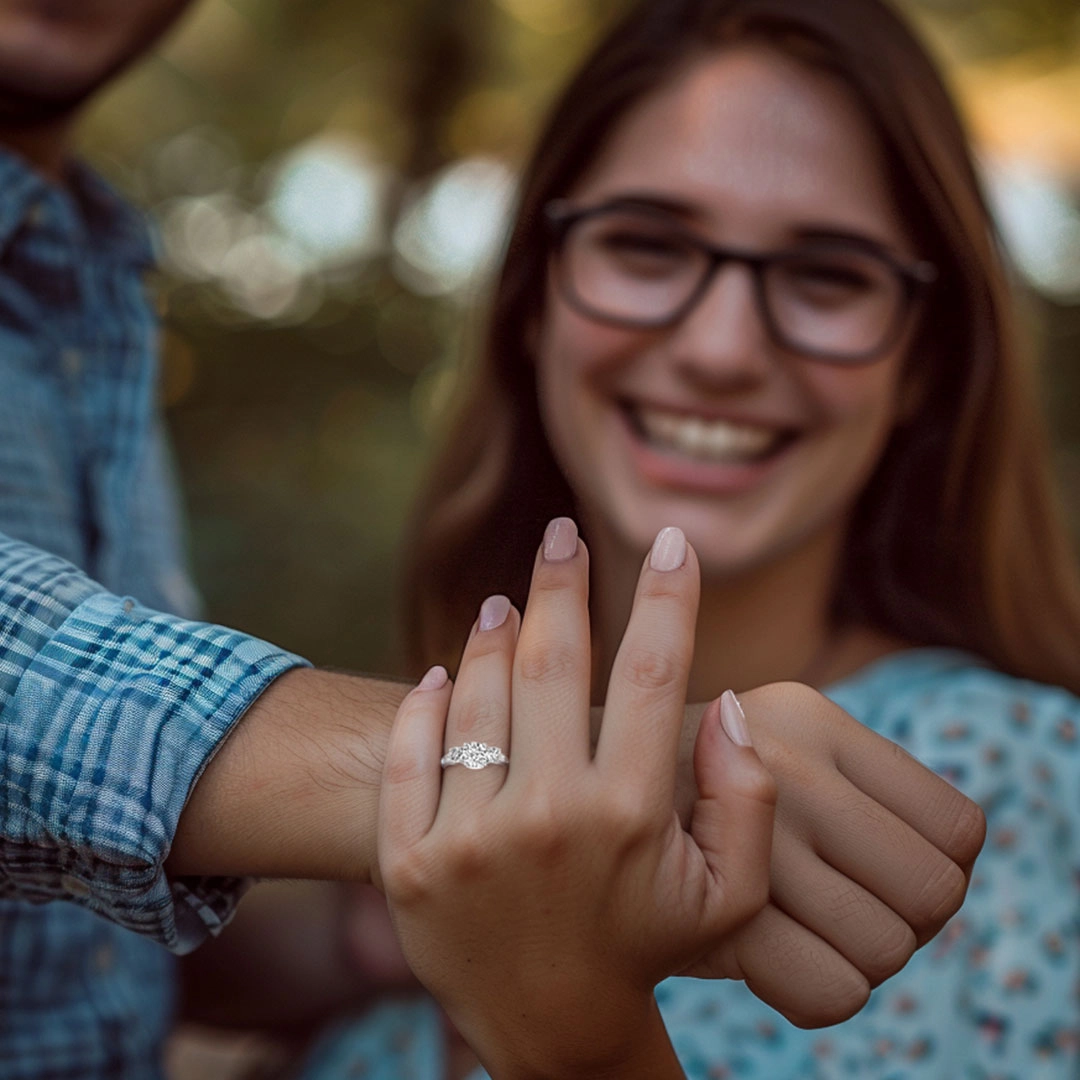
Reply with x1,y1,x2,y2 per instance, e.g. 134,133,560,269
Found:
298,649,1080,1080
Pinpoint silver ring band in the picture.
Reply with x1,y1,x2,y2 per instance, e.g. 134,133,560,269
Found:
440,742,510,770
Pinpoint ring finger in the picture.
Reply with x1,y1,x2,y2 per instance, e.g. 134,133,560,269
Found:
438,594,519,813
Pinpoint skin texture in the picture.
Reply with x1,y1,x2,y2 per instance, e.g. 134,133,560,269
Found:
379,527,777,1080
379,524,985,1078
535,46,923,699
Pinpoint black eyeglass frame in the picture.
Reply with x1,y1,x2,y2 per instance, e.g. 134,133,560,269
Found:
543,199,939,364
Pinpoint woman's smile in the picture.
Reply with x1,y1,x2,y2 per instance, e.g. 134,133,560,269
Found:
618,398,801,495
536,44,914,577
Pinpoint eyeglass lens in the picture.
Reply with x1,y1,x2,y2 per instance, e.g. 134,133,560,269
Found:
560,208,909,360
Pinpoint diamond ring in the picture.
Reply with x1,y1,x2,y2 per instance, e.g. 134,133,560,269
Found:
440,742,510,769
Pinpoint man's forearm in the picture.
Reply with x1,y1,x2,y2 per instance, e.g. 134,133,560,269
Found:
167,668,407,882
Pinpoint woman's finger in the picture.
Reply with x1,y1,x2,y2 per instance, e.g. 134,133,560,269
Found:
509,517,593,775
796,780,970,946
832,723,986,875
768,827,916,987
376,666,452,888
595,527,700,815
691,693,777,934
726,904,872,1029
439,595,519,813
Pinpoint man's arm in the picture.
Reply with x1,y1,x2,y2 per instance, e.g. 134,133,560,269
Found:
0,532,398,955
167,667,403,883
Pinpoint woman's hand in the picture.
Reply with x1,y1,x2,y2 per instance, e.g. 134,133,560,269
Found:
669,683,986,1027
376,521,776,1080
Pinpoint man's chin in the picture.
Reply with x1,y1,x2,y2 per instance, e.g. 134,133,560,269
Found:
0,67,110,129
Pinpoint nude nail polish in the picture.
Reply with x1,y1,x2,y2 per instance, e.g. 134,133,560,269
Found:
417,665,448,691
543,517,578,562
720,689,752,747
479,594,511,631
649,526,687,572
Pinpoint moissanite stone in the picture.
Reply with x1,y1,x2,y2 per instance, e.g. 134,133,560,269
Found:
441,741,509,768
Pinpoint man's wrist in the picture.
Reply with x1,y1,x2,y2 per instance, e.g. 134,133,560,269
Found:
167,668,407,883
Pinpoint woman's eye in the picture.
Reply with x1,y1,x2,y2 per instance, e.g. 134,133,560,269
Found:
597,231,685,261
782,258,879,299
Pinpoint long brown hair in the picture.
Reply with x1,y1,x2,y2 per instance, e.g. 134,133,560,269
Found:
400,0,1080,694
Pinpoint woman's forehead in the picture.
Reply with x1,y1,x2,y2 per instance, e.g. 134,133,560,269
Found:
572,45,907,247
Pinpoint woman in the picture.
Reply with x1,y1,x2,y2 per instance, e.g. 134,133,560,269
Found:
390,0,1080,1075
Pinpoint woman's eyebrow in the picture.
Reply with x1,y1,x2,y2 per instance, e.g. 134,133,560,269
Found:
596,192,702,221
790,225,902,256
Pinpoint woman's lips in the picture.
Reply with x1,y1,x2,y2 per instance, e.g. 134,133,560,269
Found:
619,402,799,495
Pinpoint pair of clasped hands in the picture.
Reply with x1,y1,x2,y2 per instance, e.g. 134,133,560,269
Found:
375,520,985,1079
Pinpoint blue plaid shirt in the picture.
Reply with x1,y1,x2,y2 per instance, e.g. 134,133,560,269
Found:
0,150,307,1078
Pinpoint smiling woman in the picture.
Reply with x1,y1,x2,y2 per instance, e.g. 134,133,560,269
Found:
394,0,1080,1075
403,0,1080,700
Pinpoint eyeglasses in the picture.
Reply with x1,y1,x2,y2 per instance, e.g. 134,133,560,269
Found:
544,200,938,364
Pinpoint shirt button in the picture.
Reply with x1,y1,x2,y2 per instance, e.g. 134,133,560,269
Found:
94,943,114,973
61,348,83,378
60,873,91,898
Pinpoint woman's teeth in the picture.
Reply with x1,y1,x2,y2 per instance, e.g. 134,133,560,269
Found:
635,406,785,463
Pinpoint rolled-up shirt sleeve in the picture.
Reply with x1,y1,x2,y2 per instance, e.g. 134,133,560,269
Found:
0,533,309,953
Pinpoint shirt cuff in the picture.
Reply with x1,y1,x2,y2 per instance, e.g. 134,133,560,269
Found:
3,591,309,953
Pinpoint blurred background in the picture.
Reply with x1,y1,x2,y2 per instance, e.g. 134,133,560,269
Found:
80,0,1080,675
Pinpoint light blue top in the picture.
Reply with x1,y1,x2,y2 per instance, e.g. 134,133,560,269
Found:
299,648,1080,1080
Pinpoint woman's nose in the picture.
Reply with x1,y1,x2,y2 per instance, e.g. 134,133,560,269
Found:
666,263,773,384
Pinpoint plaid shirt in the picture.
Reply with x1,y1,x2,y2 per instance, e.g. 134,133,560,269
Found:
0,151,307,1078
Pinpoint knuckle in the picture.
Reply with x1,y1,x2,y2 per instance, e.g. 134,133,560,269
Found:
740,765,779,809
862,917,917,985
444,821,493,880
618,645,680,692
383,752,425,786
518,641,579,686
943,798,987,866
599,790,655,846
908,855,968,933
784,970,871,1029
516,788,573,861
455,695,504,736
725,874,771,929
382,846,433,907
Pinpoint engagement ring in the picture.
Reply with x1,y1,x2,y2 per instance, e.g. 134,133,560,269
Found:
440,742,510,769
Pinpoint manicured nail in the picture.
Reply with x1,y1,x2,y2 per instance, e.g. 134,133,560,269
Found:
417,665,448,691
479,594,511,632
720,689,752,748
649,526,686,572
543,517,578,562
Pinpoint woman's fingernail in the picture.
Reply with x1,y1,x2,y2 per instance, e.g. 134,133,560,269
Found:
543,517,578,562
479,594,511,632
720,689,752,747
649,526,686,572
417,665,448,691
